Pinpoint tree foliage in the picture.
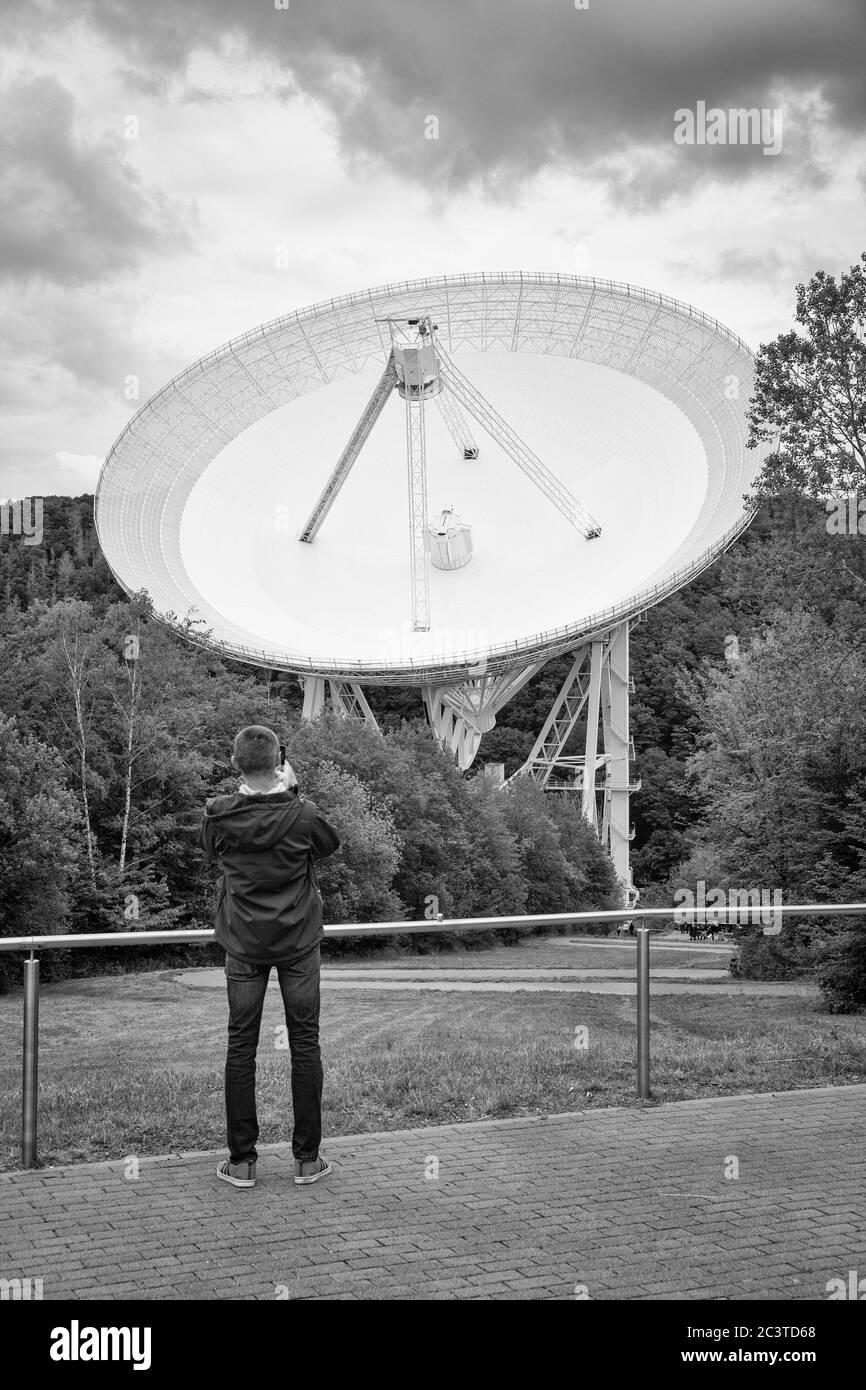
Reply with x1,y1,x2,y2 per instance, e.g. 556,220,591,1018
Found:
0,714,82,989
747,253,866,500
5,266,866,1018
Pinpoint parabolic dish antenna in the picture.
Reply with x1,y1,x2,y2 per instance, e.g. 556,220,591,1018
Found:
95,273,769,895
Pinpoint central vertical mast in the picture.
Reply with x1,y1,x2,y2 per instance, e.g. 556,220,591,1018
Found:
391,316,442,632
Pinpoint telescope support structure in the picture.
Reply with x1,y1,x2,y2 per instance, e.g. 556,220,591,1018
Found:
299,677,379,729
506,618,639,898
298,621,638,902
421,662,545,771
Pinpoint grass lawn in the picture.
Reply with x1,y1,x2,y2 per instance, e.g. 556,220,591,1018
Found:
1,944,863,1170
322,934,733,972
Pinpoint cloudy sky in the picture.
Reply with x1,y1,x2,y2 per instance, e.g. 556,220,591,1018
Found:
2,0,864,500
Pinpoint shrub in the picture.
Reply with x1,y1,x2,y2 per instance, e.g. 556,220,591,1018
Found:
817,926,866,1013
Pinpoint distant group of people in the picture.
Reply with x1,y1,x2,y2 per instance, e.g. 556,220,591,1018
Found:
679,921,717,941
616,921,719,940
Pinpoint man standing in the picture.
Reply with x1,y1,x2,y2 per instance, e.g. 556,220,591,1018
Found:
200,725,340,1189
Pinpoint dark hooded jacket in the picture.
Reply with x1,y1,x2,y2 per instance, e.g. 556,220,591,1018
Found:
200,790,340,965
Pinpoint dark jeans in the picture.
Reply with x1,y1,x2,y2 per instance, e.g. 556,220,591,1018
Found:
224,946,323,1165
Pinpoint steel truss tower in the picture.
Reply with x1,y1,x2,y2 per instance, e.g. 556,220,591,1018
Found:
298,620,639,901
506,617,639,898
299,676,379,728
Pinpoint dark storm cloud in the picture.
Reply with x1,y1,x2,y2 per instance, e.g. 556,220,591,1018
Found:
118,67,170,98
713,248,786,282
0,74,195,285
39,0,866,200
664,245,833,299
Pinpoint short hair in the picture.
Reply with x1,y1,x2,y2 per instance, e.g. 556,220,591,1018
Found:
233,725,280,776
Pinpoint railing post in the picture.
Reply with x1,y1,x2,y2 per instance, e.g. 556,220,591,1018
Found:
22,952,39,1168
636,924,651,1099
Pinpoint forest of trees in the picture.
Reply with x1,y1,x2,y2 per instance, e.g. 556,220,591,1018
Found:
2,256,865,1008
0,552,624,990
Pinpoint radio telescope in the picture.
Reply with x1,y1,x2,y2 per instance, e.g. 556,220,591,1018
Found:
95,273,769,899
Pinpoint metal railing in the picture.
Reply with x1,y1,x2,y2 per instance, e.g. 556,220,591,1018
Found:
2,901,864,1169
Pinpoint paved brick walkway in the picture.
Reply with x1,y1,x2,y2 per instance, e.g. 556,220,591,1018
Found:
1,1085,863,1300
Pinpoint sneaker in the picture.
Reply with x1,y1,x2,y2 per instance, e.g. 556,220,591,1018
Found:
293,1156,332,1186
216,1159,256,1188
